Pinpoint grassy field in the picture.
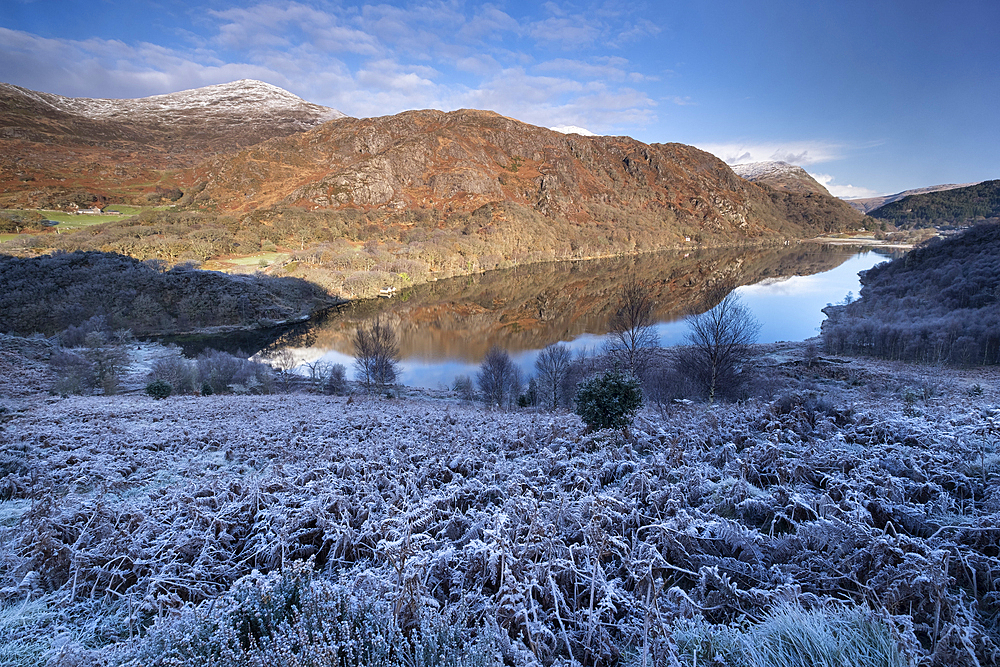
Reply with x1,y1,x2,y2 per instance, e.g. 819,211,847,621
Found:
1,206,166,236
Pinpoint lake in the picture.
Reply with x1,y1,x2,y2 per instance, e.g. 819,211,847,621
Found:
262,244,895,388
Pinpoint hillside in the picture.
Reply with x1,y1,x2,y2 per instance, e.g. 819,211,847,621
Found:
731,161,831,196
845,182,980,214
822,222,1000,363
184,109,862,243
866,179,1000,228
0,251,339,337
0,80,344,208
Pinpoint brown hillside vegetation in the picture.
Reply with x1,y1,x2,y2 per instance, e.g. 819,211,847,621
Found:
0,81,342,208
186,109,862,245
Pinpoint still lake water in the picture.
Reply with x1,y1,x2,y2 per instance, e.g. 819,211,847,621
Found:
270,246,893,388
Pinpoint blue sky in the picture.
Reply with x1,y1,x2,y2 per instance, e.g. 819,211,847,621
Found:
3,0,998,198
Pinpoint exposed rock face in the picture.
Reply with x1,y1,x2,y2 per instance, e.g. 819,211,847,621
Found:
731,161,830,196
189,109,862,241
0,80,344,207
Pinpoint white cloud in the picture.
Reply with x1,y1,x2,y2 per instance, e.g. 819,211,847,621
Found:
695,141,847,167
0,2,666,133
809,173,882,199
667,95,695,106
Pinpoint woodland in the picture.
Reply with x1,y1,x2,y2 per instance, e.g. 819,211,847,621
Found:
868,180,1000,229
0,190,857,301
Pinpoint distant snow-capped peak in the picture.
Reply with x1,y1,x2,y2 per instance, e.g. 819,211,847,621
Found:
730,161,803,180
550,125,598,136
2,79,345,123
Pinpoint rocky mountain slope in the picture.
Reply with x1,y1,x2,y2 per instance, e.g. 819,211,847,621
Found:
731,160,831,196
845,182,980,213
0,80,344,208
184,108,862,242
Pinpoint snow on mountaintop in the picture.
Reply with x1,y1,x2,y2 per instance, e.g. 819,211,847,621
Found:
731,160,802,180
731,160,832,196
0,79,345,124
550,124,598,136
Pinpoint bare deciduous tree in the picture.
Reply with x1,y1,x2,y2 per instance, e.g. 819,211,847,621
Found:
353,317,400,393
676,290,760,403
477,346,521,409
605,279,659,379
534,342,572,410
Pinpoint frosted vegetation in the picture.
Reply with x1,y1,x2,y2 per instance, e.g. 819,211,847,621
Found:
823,223,1000,365
2,342,998,666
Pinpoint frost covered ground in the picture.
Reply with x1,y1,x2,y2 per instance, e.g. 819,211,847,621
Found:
0,341,998,666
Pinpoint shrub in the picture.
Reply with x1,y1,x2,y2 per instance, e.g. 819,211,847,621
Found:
453,374,475,401
145,380,172,400
325,363,348,395
50,349,96,395
574,368,643,431
149,352,197,394
196,349,274,395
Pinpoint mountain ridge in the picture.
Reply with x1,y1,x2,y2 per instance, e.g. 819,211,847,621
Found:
0,80,345,208
845,182,980,213
183,107,863,245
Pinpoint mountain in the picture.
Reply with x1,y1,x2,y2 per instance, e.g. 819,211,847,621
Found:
0,80,344,208
183,108,862,242
865,180,1000,228
845,182,979,213
731,161,831,196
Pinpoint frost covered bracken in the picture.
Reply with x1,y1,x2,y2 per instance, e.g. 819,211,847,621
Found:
0,342,998,666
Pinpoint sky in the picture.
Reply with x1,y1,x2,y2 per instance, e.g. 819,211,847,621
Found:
2,0,998,198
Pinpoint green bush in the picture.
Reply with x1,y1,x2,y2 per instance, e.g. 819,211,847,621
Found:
574,368,643,431
145,379,172,400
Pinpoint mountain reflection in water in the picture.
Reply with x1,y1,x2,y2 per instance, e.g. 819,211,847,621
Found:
262,245,895,388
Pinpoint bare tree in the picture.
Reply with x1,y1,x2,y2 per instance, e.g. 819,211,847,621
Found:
534,342,572,410
676,290,761,403
266,348,298,391
353,317,401,393
477,346,521,409
605,279,659,379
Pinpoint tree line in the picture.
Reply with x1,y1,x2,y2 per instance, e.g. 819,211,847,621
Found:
868,180,1000,228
